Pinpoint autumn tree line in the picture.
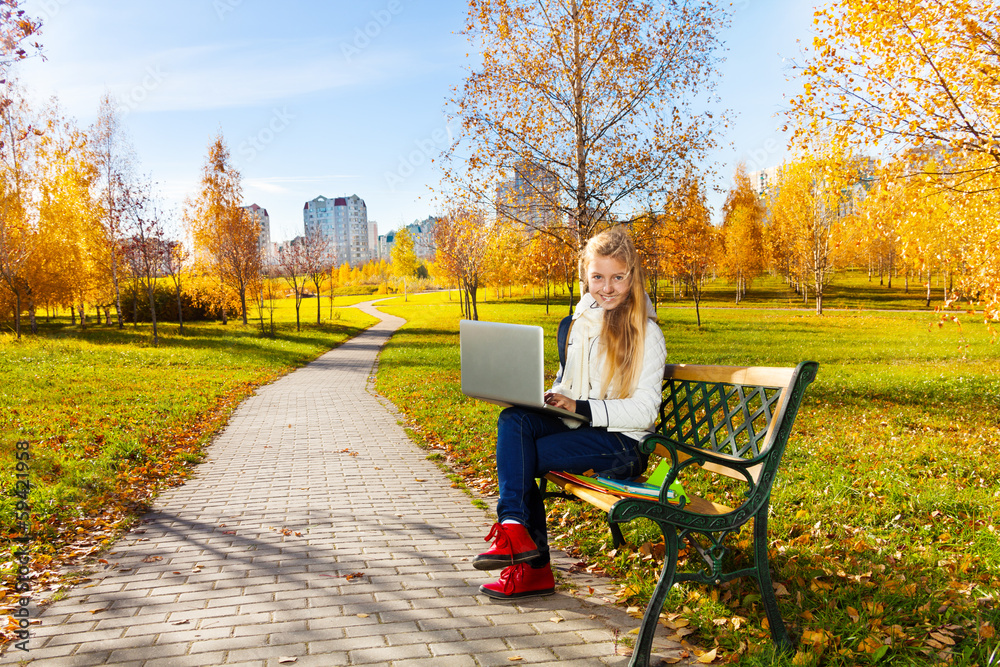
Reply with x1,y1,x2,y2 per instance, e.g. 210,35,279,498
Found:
4,0,998,339
432,0,999,326
0,78,426,341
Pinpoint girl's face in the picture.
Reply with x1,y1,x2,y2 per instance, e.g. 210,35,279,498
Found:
587,255,631,310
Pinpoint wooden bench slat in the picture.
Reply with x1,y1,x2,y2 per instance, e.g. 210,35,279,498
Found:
546,473,734,517
546,476,618,512
663,364,795,387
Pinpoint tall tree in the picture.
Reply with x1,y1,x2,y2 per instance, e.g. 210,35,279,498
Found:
662,173,714,327
524,230,567,314
163,239,188,334
0,81,39,338
91,93,134,328
787,0,1000,189
628,211,669,311
390,227,418,302
121,178,166,345
187,132,260,325
276,241,307,331
767,145,863,315
445,0,726,250
719,163,766,304
300,230,331,325
35,102,102,328
434,207,496,320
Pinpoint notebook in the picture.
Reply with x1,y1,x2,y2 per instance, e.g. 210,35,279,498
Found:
459,319,585,422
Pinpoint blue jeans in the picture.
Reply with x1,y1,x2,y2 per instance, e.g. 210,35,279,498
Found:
495,407,647,566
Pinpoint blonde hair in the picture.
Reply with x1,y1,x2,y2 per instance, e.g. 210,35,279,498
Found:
579,227,650,399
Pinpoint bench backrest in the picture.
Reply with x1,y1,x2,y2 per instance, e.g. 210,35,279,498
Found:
656,362,818,487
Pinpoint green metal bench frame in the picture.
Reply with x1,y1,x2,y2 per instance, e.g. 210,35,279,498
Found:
543,361,819,667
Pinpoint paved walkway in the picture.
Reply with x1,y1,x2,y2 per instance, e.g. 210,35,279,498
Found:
5,301,682,667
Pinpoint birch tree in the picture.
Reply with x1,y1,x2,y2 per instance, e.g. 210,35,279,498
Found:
788,0,1000,320
187,133,260,325
0,82,38,337
719,163,766,304
300,230,330,324
91,93,134,328
391,227,418,302
662,173,714,327
35,104,102,327
434,207,495,320
446,0,726,250
767,146,863,315
277,241,307,331
787,0,1000,189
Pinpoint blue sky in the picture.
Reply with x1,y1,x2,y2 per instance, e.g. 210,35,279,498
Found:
19,0,817,242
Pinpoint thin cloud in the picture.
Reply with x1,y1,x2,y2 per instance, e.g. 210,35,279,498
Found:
21,38,424,116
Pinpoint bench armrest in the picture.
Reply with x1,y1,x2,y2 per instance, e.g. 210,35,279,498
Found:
640,433,764,499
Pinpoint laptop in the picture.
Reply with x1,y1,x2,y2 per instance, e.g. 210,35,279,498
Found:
459,319,585,422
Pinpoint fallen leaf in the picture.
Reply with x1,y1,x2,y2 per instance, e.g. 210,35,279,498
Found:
170,620,190,626
859,636,883,653
847,606,860,622
90,607,109,614
930,632,955,646
141,556,162,563
696,648,717,663
791,651,812,666
415,478,426,482
549,617,563,623
507,657,523,661
278,658,298,664
357,613,369,618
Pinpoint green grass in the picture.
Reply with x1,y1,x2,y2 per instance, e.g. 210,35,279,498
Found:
0,300,376,613
474,268,968,314
374,291,1000,666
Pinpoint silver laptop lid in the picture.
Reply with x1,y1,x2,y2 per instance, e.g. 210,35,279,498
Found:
459,320,545,407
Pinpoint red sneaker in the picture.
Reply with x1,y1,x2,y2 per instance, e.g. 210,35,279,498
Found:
473,522,540,571
480,563,555,600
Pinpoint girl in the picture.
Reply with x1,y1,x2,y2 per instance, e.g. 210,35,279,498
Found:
475,226,667,599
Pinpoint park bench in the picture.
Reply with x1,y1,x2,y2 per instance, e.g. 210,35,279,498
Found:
542,356,819,667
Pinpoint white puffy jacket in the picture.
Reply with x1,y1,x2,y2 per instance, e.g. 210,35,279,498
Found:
550,293,666,441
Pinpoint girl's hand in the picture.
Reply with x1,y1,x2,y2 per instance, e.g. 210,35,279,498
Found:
544,392,577,413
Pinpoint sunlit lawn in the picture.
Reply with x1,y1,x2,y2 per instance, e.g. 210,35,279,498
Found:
0,298,377,629
374,290,1000,666
482,268,961,313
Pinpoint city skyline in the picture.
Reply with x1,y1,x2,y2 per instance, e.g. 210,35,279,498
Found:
18,0,816,242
